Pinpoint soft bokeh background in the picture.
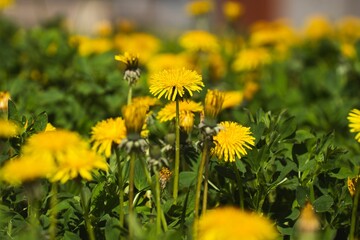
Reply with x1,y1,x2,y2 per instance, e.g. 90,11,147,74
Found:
3,0,360,34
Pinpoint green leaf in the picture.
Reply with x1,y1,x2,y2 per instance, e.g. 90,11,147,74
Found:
179,171,196,189
105,217,121,240
296,186,308,207
33,111,48,132
313,195,334,213
134,159,148,191
295,130,314,143
62,231,82,240
8,99,20,122
279,116,297,140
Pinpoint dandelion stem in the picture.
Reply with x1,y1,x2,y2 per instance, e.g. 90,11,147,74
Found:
233,163,244,209
128,152,136,239
173,99,180,203
80,185,95,240
201,156,210,215
350,178,360,240
194,139,210,239
49,183,58,240
115,148,125,229
155,171,162,236
127,85,133,105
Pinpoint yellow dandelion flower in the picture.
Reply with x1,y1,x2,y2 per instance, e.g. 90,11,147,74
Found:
114,33,160,63
212,121,255,162
223,1,244,21
243,80,260,100
149,68,204,101
303,16,333,41
0,119,20,138
232,47,271,72
146,53,192,75
179,30,219,53
0,156,56,186
52,148,108,183
297,202,320,233
115,51,139,70
341,43,356,59
186,0,213,16
22,130,108,183
90,117,127,158
348,109,360,142
204,89,225,119
222,91,243,109
122,103,148,135
0,91,10,111
348,176,358,197
69,35,113,56
132,96,160,109
157,100,203,132
208,53,226,81
198,206,278,240
336,16,360,43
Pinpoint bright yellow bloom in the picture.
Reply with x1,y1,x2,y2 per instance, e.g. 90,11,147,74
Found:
336,16,360,43
341,43,356,59
204,89,224,119
69,35,113,56
45,123,56,132
198,206,278,240
132,96,159,109
115,52,139,69
122,103,148,135
149,68,204,101
212,121,255,162
91,117,127,158
222,91,243,109
243,80,260,100
223,1,243,21
0,0,13,9
114,33,160,63
186,0,213,16
303,16,333,40
232,47,271,72
157,100,203,132
0,119,20,138
146,53,192,75
22,130,108,183
0,91,10,111
179,30,219,53
348,109,360,142
0,156,56,186
348,176,358,197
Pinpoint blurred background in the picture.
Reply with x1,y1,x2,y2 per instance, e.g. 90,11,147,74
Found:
3,0,360,34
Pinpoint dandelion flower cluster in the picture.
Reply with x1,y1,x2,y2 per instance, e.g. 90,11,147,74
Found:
348,109,360,142
212,121,255,162
232,48,271,72
179,30,219,53
149,68,204,101
91,117,127,157
197,207,278,240
223,1,243,21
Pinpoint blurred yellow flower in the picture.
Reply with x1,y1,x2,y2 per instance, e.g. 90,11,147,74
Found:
198,206,278,240
223,1,243,21
180,30,219,53
114,33,160,63
336,16,360,43
157,100,203,132
208,53,226,81
69,35,113,56
243,80,260,101
348,109,360,142
0,119,20,138
341,43,356,59
204,89,224,119
0,156,56,186
297,202,320,233
22,130,108,183
0,0,13,9
122,103,148,135
95,20,113,37
303,16,333,40
232,47,271,72
0,91,10,111
149,68,204,101
45,123,56,132
115,52,139,69
147,53,192,75
132,96,159,109
212,121,255,162
186,0,213,16
91,117,127,158
221,91,243,109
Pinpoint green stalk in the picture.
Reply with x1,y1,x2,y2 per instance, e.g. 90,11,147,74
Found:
127,85,133,105
350,178,360,240
201,155,210,215
115,148,125,229
80,186,95,240
193,140,210,239
173,99,180,203
49,183,58,240
128,152,136,239
233,163,244,209
155,172,162,236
